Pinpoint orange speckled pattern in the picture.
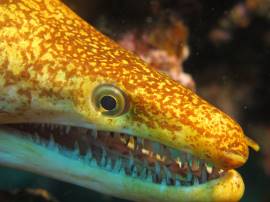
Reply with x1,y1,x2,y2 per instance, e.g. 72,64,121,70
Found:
0,0,258,170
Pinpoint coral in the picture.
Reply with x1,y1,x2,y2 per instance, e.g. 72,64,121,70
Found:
0,188,58,202
117,19,196,91
209,0,270,44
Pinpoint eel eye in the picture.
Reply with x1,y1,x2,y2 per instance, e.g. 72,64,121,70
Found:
92,84,129,117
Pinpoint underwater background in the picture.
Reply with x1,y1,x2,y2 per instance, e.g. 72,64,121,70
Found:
0,0,269,201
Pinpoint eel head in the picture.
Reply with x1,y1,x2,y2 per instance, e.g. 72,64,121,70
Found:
0,0,259,201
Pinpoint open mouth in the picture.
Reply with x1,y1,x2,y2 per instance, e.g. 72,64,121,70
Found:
3,123,225,187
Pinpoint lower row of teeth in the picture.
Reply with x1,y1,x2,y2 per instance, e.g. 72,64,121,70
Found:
22,124,225,187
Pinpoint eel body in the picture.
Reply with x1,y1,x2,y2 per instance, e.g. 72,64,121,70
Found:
0,0,259,201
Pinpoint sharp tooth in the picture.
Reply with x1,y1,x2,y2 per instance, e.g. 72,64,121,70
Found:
100,147,107,167
119,133,124,143
175,175,183,186
155,162,161,177
65,126,71,134
140,167,148,179
188,161,193,169
48,134,56,149
60,147,70,157
163,166,172,183
128,152,134,171
206,163,213,174
211,166,220,178
175,179,181,186
192,158,200,171
73,141,80,157
201,164,207,183
159,144,165,158
34,132,40,144
175,157,182,168
113,159,122,172
41,123,45,129
156,154,164,161
218,169,224,175
91,158,97,167
141,148,151,156
140,160,149,179
127,136,135,150
146,170,153,182
186,171,192,181
137,137,144,147
119,167,126,175
193,176,199,185
120,133,130,145
132,165,137,177
89,129,97,139
161,177,167,185
106,158,112,170
153,173,159,183
186,153,193,168
169,176,175,186
84,149,93,164
163,165,170,176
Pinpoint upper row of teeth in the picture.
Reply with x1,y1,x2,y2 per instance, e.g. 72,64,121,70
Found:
31,132,218,186
27,123,224,184
38,124,211,166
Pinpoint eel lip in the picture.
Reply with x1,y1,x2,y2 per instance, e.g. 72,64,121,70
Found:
97,170,245,202
186,169,245,202
220,151,248,169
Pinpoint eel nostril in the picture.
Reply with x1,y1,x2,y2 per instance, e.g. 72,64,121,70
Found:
245,136,260,151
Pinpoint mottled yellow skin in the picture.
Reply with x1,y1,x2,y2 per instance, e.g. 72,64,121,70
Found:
0,0,259,201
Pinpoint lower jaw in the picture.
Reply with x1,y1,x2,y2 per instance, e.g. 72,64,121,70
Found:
0,127,244,202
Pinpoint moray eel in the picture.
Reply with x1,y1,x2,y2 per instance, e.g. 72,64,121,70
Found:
0,0,259,201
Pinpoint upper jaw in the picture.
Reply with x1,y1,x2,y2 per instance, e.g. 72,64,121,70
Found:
122,120,249,171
